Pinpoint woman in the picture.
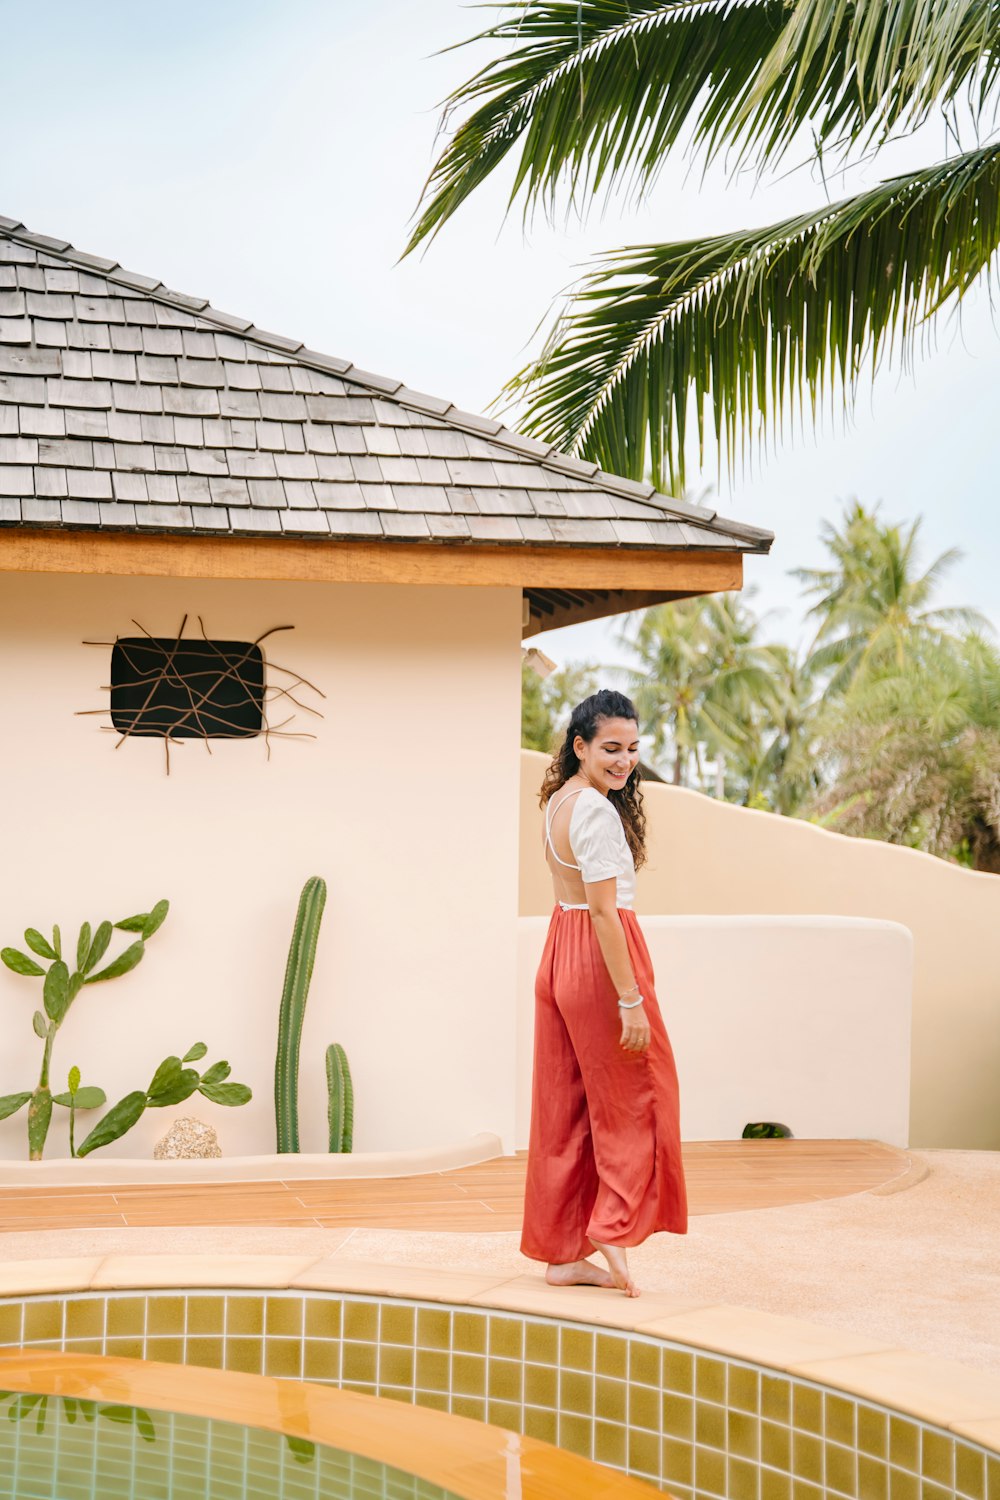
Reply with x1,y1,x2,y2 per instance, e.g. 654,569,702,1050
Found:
520,689,688,1297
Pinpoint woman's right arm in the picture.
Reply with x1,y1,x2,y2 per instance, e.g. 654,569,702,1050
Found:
586,879,651,1054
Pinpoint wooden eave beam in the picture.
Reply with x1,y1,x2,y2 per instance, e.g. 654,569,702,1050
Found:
523,587,715,637
0,527,745,594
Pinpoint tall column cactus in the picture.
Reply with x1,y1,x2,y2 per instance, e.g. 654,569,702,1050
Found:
325,1043,353,1154
274,876,326,1153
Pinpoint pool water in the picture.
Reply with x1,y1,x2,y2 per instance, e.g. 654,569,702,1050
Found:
0,1390,459,1500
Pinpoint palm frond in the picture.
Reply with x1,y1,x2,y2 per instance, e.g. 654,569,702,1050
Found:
404,0,788,253
498,145,1000,487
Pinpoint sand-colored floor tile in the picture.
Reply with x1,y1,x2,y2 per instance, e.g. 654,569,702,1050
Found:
90,1254,322,1290
790,1347,1000,1426
293,1257,518,1302
636,1303,890,1370
467,1273,716,1330
0,1257,103,1296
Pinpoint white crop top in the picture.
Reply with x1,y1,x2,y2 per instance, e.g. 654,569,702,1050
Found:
544,785,637,910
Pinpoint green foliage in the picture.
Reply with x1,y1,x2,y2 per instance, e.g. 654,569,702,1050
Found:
325,1043,353,1153
521,658,601,755
409,1,1000,488
275,876,327,1153
76,1046,252,1157
0,901,168,1159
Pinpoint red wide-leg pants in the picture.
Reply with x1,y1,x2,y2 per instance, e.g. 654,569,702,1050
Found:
520,906,688,1263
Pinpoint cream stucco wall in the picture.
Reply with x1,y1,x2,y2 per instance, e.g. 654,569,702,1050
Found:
517,915,913,1149
520,751,1000,1150
0,573,523,1161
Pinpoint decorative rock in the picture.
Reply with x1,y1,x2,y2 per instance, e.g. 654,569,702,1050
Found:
153,1118,222,1159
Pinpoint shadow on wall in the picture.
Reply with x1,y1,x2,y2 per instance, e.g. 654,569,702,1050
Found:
518,750,1000,1153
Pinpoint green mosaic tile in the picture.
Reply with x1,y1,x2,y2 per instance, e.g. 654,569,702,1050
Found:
888,1415,920,1472
524,1320,558,1366
104,1336,145,1361
185,1296,224,1335
729,1364,759,1414
302,1297,340,1340
887,1466,919,1500
594,1420,627,1468
378,1344,414,1388
487,1358,522,1404
487,1399,521,1433
594,1375,626,1425
415,1348,449,1392
793,1429,823,1484
0,1303,21,1345
792,1480,823,1500
343,1301,377,1343
921,1482,954,1500
341,1341,377,1384
147,1296,185,1336
452,1353,485,1398
695,1355,726,1405
695,1443,727,1496
303,1340,340,1382
922,1427,955,1488
264,1297,302,1337
761,1417,791,1472
663,1394,694,1441
987,1452,1000,1500
858,1404,888,1459
560,1369,594,1417
629,1338,661,1389
792,1382,823,1434
378,1301,414,1347
956,1441,986,1500
262,1344,301,1374
489,1317,523,1362
558,1411,593,1459
560,1326,594,1373
728,1408,760,1461
663,1434,694,1487
223,1337,262,1374
524,1406,557,1444
416,1307,450,1351
761,1473,791,1500
64,1299,104,1341
695,1399,726,1451
524,1363,557,1409
762,1373,791,1424
663,1347,694,1395
451,1311,485,1354
628,1382,659,1434
595,1332,627,1380
451,1394,485,1422
23,1300,63,1343
824,1391,856,1447
221,1296,263,1344
729,1453,760,1500
627,1426,660,1480
418,1390,449,1412
825,1440,857,1497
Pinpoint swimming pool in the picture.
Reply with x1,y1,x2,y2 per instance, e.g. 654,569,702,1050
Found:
0,1349,663,1499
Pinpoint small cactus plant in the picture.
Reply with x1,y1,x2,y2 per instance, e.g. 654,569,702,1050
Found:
325,1043,353,1153
274,876,326,1152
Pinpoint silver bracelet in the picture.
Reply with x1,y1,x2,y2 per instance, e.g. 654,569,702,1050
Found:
618,995,644,1009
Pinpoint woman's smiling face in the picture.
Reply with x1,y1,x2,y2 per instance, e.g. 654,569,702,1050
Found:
573,716,640,793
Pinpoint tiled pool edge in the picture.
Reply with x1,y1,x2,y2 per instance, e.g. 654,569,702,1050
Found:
0,1255,996,1497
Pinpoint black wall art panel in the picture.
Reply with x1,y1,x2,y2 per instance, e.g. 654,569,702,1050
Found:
110,637,265,738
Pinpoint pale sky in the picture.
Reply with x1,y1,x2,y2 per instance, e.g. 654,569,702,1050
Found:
4,0,998,675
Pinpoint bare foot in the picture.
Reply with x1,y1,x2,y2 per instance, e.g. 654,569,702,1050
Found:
545,1258,615,1289
588,1238,639,1297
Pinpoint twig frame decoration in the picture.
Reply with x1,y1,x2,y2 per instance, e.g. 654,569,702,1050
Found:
79,615,325,774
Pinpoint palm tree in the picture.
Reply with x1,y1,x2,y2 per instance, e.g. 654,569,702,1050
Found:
810,632,1000,870
739,645,822,815
406,2,1000,490
793,501,988,694
613,592,781,786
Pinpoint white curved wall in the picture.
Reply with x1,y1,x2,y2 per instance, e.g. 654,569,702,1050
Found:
517,915,913,1148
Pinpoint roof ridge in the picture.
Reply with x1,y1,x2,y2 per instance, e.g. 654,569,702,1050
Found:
0,215,773,545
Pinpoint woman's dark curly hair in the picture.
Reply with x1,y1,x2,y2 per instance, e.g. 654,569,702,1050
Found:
539,689,647,870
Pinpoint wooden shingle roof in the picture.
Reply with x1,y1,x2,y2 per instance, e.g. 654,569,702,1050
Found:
0,216,773,562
